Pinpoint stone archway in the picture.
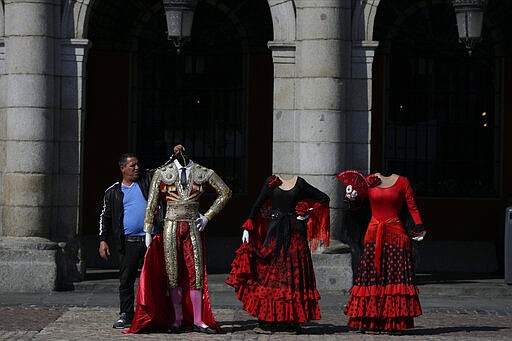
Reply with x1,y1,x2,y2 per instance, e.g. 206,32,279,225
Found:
60,0,295,218
63,0,279,270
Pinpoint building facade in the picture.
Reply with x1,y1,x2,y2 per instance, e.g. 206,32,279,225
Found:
0,0,510,291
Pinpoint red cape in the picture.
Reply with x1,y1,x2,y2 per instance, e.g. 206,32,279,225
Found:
124,234,222,334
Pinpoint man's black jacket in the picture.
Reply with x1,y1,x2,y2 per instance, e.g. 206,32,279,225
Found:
99,169,161,252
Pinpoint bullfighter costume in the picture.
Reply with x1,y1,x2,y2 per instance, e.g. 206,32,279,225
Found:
126,157,231,334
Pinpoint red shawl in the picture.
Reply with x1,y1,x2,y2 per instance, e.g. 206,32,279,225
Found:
244,199,330,252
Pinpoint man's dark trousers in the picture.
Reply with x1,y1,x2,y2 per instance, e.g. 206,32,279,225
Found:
119,238,147,320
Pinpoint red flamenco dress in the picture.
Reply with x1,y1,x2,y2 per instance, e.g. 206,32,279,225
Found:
226,175,330,324
344,175,423,331
124,234,221,334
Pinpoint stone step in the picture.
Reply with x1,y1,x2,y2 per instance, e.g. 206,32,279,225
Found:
73,270,512,297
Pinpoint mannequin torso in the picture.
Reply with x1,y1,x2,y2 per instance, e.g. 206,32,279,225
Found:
375,173,399,188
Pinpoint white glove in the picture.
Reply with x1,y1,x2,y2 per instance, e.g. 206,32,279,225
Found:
412,231,426,242
145,232,152,247
242,229,249,243
196,213,209,232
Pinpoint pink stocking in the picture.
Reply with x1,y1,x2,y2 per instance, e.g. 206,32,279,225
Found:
170,287,182,327
190,289,206,327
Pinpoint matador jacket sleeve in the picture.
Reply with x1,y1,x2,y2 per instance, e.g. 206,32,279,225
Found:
143,170,162,234
203,171,232,221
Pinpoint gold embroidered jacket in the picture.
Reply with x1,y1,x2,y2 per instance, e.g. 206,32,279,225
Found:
143,161,232,289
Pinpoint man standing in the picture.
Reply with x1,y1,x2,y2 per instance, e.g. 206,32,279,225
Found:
99,146,183,329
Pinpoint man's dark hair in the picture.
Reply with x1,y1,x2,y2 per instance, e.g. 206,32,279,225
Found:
118,153,137,168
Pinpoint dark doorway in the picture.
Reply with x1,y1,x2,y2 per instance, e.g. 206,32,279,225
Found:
371,0,508,245
83,0,273,267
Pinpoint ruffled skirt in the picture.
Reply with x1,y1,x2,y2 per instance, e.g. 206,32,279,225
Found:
344,237,422,331
227,229,321,323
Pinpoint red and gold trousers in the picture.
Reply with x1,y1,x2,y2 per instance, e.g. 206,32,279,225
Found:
163,202,203,290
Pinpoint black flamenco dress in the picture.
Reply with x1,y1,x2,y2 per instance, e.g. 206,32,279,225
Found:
226,176,330,324
344,175,423,331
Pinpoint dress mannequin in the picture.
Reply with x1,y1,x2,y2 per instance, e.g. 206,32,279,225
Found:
228,174,331,331
342,171,426,333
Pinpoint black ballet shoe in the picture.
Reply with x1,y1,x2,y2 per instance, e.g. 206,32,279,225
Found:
166,326,184,333
192,324,217,334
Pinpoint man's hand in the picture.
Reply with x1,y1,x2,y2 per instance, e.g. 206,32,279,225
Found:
196,213,208,232
99,241,110,260
173,144,185,155
145,232,152,247
242,229,249,243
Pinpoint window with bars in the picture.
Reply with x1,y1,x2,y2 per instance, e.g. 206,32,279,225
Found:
133,3,249,193
377,2,500,197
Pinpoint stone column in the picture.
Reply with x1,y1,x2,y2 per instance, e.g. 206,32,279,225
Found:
283,0,349,244
270,0,352,290
55,38,91,284
0,38,6,237
269,40,297,175
0,0,59,292
346,41,379,173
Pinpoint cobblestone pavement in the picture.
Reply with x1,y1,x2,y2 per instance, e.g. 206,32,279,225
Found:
1,274,511,340
0,306,511,340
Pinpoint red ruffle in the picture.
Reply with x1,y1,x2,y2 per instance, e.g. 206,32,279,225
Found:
241,294,321,323
344,283,422,329
345,295,422,317
225,242,254,292
226,241,321,323
348,284,419,297
347,316,415,331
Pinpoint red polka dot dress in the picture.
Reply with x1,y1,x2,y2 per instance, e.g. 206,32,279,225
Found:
344,175,423,332
227,176,330,324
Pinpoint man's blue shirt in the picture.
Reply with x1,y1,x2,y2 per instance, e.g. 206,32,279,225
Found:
122,182,147,236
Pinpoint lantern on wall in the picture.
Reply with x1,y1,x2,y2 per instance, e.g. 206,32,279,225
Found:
451,0,487,55
163,0,198,53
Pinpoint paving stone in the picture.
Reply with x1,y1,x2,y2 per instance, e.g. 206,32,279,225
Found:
1,274,512,340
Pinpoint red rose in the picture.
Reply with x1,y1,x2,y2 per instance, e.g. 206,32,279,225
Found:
295,201,309,216
268,175,283,188
366,174,382,188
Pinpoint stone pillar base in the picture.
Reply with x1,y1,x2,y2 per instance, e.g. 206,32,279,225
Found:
312,252,353,292
0,237,58,292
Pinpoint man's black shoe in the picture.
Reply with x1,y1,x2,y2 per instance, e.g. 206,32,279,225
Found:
112,313,130,329
192,324,217,334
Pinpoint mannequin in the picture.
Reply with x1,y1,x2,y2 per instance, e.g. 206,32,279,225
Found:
128,147,232,334
341,170,426,333
227,174,330,332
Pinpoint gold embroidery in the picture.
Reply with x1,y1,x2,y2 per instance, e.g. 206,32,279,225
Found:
144,171,162,233
166,202,200,221
144,161,231,290
163,220,179,288
188,223,204,289
203,172,232,221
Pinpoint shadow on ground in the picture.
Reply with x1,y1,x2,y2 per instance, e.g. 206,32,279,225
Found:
408,325,510,335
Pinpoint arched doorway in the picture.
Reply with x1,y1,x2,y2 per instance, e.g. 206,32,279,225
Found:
371,0,512,272
82,0,273,269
